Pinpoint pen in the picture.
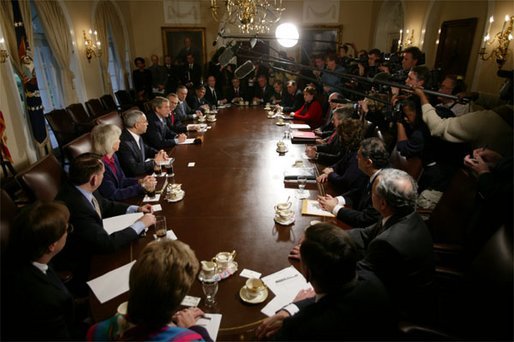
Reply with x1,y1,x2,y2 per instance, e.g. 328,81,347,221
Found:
200,315,212,320
275,274,298,283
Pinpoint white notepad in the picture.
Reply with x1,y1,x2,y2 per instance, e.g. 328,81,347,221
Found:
87,260,135,303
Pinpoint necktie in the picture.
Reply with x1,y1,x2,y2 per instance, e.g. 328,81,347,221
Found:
91,196,102,218
171,112,175,125
213,89,217,102
139,136,145,161
235,88,239,96
327,131,337,144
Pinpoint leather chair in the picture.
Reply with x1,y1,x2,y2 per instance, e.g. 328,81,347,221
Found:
0,190,17,256
15,154,64,202
95,111,123,129
63,133,93,161
115,90,136,111
66,103,95,131
389,146,423,181
45,109,81,147
143,100,153,115
85,98,108,118
100,94,118,112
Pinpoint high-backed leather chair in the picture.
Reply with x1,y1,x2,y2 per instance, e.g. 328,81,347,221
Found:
15,154,64,202
0,190,17,256
100,94,118,112
115,90,136,111
45,109,81,147
66,103,95,130
96,111,123,129
85,98,108,118
389,146,423,181
63,133,93,161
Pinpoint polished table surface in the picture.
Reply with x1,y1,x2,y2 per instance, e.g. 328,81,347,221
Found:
89,106,345,339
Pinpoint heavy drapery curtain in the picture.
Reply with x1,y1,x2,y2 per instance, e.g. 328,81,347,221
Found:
0,2,24,77
95,0,128,92
34,1,78,105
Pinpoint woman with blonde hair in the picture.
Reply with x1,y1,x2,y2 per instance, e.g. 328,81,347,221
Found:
87,239,211,341
91,124,155,200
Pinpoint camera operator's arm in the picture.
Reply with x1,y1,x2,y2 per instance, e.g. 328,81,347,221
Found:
396,121,408,142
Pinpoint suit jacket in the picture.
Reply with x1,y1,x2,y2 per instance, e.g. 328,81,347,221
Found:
315,134,343,166
165,113,187,134
180,63,201,87
205,86,224,106
118,128,157,177
55,182,137,281
175,100,196,122
144,111,178,149
348,210,435,318
187,95,208,112
336,175,381,228
274,270,396,340
98,154,144,201
282,89,304,113
328,151,368,195
5,263,74,340
252,85,274,103
226,86,248,102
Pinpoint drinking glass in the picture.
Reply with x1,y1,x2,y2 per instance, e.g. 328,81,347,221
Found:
153,163,163,176
202,279,219,305
297,176,308,199
145,181,156,199
165,161,174,177
155,216,167,240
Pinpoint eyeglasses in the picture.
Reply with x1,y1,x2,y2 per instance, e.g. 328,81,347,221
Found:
67,223,74,234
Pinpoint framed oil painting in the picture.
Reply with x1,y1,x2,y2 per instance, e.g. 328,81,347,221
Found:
162,27,206,65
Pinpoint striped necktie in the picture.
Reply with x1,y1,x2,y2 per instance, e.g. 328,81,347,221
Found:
91,196,102,218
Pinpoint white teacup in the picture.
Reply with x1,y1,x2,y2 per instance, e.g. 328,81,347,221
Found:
276,209,294,221
207,114,216,121
274,202,292,211
213,251,235,269
245,278,265,299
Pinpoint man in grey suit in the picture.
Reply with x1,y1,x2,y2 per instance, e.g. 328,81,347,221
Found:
348,168,435,321
175,85,202,122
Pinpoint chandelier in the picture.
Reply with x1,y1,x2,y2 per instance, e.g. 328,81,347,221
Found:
210,0,285,34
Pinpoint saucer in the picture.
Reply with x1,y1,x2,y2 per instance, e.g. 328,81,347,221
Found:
276,121,286,126
276,148,288,153
239,286,268,304
207,118,217,122
167,190,185,202
274,215,295,225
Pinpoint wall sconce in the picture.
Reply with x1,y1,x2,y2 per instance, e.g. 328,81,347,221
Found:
398,29,414,51
479,15,514,69
0,37,9,64
83,29,101,63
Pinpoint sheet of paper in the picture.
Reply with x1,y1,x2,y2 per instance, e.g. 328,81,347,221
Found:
181,295,201,307
196,313,222,341
102,213,144,235
188,162,196,167
87,260,136,304
261,294,296,317
289,124,311,130
261,266,311,297
301,199,335,218
151,204,162,212
179,138,196,145
239,269,262,279
143,194,161,202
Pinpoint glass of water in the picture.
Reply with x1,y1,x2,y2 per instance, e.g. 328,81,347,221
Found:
297,176,308,199
202,279,219,306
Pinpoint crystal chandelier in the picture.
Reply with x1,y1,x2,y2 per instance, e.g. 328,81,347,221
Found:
210,0,285,34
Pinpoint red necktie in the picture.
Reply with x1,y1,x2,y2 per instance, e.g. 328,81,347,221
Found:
327,131,337,144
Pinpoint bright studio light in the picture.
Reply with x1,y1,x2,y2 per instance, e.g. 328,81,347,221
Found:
275,23,299,48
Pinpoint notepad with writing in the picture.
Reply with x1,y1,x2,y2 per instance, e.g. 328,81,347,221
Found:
301,199,335,217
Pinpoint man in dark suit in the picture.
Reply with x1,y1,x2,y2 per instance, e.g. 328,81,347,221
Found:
144,96,187,150
166,93,187,133
187,85,210,112
175,85,202,122
204,75,227,106
280,80,304,113
318,137,388,228
256,223,396,340
5,202,75,340
55,153,155,292
118,109,169,176
252,74,273,104
180,52,201,89
348,168,435,320
226,77,247,103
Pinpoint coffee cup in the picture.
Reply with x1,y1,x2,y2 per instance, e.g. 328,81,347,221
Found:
276,209,294,220
207,114,216,121
245,278,265,299
274,202,292,211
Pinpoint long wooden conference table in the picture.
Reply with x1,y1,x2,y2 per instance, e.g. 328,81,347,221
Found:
89,105,346,340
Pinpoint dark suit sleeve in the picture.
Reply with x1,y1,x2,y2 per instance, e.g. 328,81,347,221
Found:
396,129,425,158
336,206,381,228
98,168,143,201
356,239,402,291
145,118,177,149
348,223,380,259
117,142,155,177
